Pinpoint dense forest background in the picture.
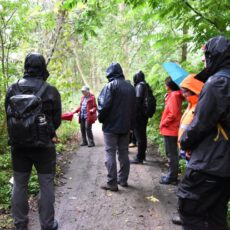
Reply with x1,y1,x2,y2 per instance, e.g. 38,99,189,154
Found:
0,0,230,225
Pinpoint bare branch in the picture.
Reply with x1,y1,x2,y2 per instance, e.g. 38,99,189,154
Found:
183,0,223,32
0,9,17,30
5,9,17,27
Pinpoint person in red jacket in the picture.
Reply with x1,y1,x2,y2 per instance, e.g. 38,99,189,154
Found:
159,77,183,185
73,86,97,147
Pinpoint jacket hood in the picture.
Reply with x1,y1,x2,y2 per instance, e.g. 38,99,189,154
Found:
106,62,124,82
180,74,204,95
204,36,230,76
170,90,183,97
167,90,183,101
24,53,49,80
133,71,145,86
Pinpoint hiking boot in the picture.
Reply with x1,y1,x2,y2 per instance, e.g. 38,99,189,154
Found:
101,183,118,192
172,215,183,225
41,220,58,230
88,143,95,147
130,157,143,164
118,181,128,187
129,143,136,148
80,142,88,146
159,176,178,185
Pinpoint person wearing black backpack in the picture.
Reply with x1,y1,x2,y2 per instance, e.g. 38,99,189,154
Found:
130,71,156,164
5,53,61,230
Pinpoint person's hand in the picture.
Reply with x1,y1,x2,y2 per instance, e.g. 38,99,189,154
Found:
52,136,60,144
89,109,94,113
129,130,133,133
186,151,191,160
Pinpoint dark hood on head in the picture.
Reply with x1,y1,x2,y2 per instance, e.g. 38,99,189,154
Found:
106,62,124,82
195,68,209,83
133,71,145,86
24,53,49,81
204,36,230,76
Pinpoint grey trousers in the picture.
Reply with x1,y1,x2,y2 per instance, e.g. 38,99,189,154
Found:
12,171,55,229
103,132,130,185
163,136,179,179
80,118,94,145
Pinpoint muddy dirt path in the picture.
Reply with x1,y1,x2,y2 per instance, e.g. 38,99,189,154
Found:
28,123,181,230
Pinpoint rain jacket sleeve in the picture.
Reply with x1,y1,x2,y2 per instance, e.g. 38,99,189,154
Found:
90,95,97,113
51,86,62,131
97,83,113,123
180,79,221,151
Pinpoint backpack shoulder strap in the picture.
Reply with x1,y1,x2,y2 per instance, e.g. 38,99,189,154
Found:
13,80,23,95
36,82,48,98
140,82,148,94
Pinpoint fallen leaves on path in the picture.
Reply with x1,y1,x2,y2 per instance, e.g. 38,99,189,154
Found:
146,195,160,203
106,191,113,197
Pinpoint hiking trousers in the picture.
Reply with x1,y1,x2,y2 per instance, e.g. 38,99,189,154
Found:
134,117,148,161
11,146,57,230
103,132,130,185
163,135,179,180
178,168,230,230
80,118,95,145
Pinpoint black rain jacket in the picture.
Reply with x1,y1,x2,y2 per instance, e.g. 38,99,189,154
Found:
5,53,62,145
180,36,230,177
133,71,148,120
98,62,136,134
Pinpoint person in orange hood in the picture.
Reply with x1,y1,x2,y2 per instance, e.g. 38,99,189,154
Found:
178,74,204,160
159,77,183,185
172,74,204,226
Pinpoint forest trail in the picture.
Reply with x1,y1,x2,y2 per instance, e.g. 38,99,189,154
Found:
28,123,181,230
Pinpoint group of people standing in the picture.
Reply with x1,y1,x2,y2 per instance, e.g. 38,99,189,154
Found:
4,35,230,230
77,36,230,230
160,36,230,230
75,63,150,191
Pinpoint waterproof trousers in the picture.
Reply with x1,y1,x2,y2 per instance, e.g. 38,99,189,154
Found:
11,146,57,230
178,168,230,230
103,132,130,186
163,135,179,180
134,117,148,161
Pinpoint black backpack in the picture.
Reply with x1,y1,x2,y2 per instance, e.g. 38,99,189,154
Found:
143,83,156,118
6,81,51,148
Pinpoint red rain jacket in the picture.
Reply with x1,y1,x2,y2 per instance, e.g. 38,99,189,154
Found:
160,90,183,136
75,93,97,125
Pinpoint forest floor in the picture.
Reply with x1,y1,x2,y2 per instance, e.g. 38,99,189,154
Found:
27,123,182,230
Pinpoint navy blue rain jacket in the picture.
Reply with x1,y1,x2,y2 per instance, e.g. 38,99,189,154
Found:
98,63,136,134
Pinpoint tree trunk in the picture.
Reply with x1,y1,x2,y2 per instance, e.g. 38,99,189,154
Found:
181,24,188,63
73,45,91,88
46,1,67,66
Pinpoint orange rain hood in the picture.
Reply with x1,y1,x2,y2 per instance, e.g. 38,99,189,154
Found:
180,74,204,95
